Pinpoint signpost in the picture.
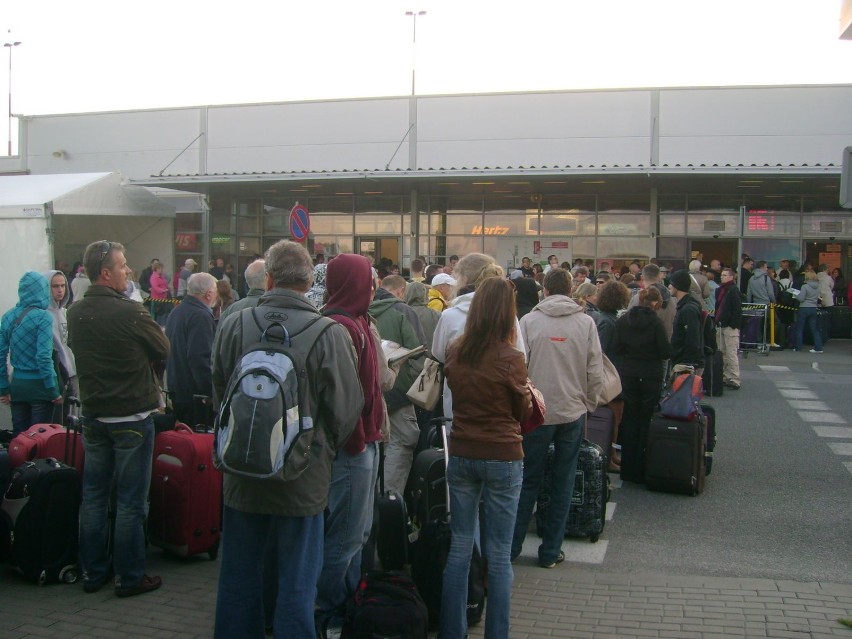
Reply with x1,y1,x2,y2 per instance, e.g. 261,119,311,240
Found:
289,204,311,243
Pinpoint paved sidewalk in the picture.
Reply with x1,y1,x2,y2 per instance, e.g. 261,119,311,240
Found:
2,551,851,638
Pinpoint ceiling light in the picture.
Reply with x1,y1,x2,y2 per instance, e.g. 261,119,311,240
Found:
303,184,322,188
364,191,384,195
582,180,605,184
472,182,495,185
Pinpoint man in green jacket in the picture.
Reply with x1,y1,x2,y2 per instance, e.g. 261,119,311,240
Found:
68,240,170,598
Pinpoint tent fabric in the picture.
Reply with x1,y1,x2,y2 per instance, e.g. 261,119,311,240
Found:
0,172,175,219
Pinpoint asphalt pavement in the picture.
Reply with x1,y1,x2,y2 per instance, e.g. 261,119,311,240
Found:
1,340,851,638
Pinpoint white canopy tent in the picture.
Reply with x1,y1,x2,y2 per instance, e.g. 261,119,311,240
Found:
0,172,175,315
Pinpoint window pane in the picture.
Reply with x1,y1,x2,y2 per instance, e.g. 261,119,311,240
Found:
687,194,742,212
354,214,402,234
444,236,484,257
444,213,483,235
741,239,802,266
175,212,202,232
598,195,649,214
572,237,595,259
310,215,354,234
598,214,650,236
262,205,289,233
597,237,653,259
313,236,353,256
306,196,353,214
355,196,402,215
659,195,686,214
482,211,534,235
657,237,687,263
686,214,740,237
659,214,685,236
539,213,596,235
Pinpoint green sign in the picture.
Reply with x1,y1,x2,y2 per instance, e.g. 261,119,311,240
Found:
211,234,231,245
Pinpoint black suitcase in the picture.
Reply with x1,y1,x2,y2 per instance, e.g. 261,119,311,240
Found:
700,404,717,476
585,407,614,463
405,447,447,529
536,440,610,543
702,350,724,397
645,414,706,496
1,458,80,584
409,421,485,630
375,445,412,570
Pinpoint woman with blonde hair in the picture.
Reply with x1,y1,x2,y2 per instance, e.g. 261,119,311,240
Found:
432,253,524,419
572,281,599,316
441,277,531,638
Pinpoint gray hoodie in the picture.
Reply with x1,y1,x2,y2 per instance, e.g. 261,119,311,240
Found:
44,269,77,385
519,294,604,424
404,281,441,354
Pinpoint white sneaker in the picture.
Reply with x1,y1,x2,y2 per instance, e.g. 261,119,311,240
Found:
809,349,823,354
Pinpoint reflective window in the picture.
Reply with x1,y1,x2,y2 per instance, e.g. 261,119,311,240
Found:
686,214,740,237
598,214,650,236
539,213,596,235
444,236,484,257
263,206,290,233
312,235,353,256
443,214,483,235
741,239,802,266
598,195,650,215
310,215,354,234
354,214,402,234
597,237,653,260
657,237,687,262
306,196,354,215
176,212,202,232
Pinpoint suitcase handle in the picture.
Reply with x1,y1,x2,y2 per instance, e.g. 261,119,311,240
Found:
427,417,452,520
174,423,194,435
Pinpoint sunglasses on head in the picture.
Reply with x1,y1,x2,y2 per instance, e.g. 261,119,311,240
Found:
97,241,114,272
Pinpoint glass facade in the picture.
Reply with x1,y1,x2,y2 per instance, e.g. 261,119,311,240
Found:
201,185,851,286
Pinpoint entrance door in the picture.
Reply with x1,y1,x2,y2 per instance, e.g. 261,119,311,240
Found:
356,236,400,269
804,240,849,304
690,239,738,270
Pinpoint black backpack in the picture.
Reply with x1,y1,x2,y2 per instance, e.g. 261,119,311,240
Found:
343,570,429,639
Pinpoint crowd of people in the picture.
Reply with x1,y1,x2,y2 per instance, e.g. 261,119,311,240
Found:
1,242,849,638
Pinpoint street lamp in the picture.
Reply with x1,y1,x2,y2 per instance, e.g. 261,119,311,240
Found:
405,10,426,95
4,38,21,156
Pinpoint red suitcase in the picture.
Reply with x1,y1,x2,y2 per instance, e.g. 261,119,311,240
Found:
8,423,85,478
148,423,222,559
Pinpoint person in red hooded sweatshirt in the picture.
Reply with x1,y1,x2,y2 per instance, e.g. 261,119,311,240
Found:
314,253,388,632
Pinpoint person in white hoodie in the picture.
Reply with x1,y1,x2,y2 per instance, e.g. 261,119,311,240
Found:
509,268,604,568
431,253,525,421
45,269,78,401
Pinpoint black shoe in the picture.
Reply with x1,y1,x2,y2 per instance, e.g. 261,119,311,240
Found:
83,572,113,594
115,574,162,598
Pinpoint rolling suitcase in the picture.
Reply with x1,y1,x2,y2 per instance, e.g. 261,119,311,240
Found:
702,350,724,397
586,406,614,464
409,421,485,630
405,447,447,529
1,458,80,584
645,414,706,495
8,404,85,478
375,444,412,570
535,440,610,542
701,403,717,476
148,423,222,559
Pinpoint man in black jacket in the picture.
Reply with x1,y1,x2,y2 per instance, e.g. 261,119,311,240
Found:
668,269,705,374
165,272,218,424
715,267,743,389
68,240,170,598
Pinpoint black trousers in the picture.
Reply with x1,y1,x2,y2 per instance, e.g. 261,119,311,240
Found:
619,374,664,483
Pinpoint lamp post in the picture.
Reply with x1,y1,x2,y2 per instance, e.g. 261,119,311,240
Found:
4,38,21,156
405,10,426,95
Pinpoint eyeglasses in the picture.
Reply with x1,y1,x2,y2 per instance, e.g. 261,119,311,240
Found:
596,280,606,285
97,241,113,273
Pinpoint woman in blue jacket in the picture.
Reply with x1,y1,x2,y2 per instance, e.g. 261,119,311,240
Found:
0,272,62,434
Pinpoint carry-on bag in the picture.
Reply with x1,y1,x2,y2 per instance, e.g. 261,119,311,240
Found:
644,413,706,495
702,350,724,397
375,443,412,570
585,407,614,463
535,440,610,543
148,423,222,559
8,399,85,475
343,570,429,639
409,419,485,629
405,446,447,529
1,458,80,584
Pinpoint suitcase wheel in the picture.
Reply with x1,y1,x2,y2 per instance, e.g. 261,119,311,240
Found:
60,566,79,584
589,534,599,543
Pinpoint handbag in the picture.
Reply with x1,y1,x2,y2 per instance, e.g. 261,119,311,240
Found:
406,358,443,410
597,353,622,406
520,380,547,434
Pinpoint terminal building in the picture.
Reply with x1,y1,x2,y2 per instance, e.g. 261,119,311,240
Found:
1,83,851,288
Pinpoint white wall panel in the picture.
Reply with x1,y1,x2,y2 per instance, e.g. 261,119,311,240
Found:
416,91,652,167
206,99,411,172
659,87,852,165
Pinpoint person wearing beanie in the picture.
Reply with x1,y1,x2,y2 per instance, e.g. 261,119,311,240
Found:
669,269,705,372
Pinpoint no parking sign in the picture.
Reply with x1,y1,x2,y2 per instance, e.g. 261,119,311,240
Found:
289,204,311,243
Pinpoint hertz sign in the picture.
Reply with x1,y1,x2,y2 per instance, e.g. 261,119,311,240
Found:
471,225,510,235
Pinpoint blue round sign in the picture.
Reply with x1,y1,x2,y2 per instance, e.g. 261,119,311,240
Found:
289,204,311,243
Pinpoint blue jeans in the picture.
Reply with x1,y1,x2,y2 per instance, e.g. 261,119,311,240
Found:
215,507,323,639
794,306,823,351
11,400,57,435
440,456,522,639
78,415,154,590
315,442,380,621
511,418,584,564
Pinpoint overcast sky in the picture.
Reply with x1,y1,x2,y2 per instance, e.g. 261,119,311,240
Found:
2,0,850,151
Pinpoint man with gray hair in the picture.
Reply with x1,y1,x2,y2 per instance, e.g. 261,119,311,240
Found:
218,259,266,324
165,272,218,425
212,240,362,638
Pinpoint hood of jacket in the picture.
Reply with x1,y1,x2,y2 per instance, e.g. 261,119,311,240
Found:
404,281,429,307
325,254,373,317
44,269,71,309
624,305,660,330
17,271,50,310
369,294,402,319
448,291,474,315
530,293,585,318
514,278,540,313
